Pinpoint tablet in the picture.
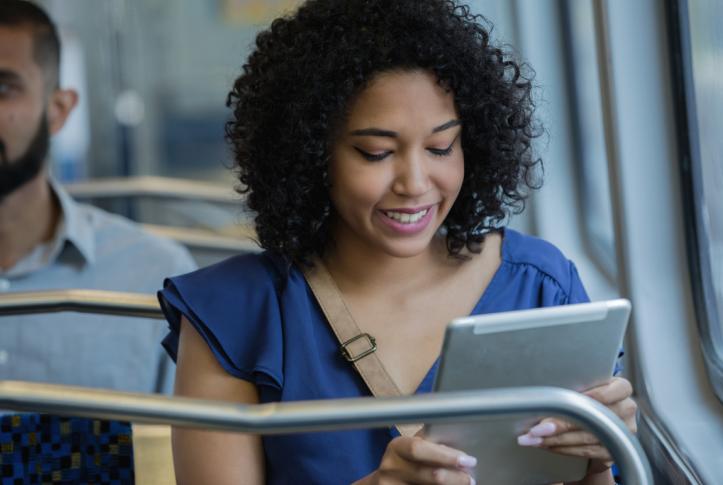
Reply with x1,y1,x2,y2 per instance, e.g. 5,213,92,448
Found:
424,299,631,485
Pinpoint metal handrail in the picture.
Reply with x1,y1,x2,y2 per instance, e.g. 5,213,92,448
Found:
0,290,163,319
140,223,260,253
0,293,652,482
64,176,239,205
0,381,652,484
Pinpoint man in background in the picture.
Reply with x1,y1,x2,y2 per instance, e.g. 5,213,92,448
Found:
0,0,196,393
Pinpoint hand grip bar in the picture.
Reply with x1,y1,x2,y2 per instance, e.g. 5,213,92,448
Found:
0,290,163,319
65,176,238,205
0,294,652,482
0,381,652,484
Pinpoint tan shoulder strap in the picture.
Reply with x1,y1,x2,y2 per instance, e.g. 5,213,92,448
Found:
302,257,423,436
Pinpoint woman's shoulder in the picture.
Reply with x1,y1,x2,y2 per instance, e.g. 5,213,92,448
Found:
159,250,297,344
501,228,580,294
159,251,296,389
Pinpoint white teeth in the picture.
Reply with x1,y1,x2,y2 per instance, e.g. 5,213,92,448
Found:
383,209,428,224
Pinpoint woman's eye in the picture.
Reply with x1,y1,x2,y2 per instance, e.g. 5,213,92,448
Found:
354,147,391,162
428,144,454,157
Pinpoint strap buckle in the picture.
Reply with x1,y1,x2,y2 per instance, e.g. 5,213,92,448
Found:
340,333,377,362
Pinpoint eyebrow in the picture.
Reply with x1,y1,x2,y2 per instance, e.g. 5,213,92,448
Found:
349,119,462,138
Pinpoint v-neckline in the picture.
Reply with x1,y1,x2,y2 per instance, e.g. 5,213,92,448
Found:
413,228,509,395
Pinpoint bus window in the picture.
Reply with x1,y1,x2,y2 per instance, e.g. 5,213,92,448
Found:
674,0,723,393
560,0,617,283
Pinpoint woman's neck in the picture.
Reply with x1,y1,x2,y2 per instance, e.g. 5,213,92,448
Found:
322,228,455,297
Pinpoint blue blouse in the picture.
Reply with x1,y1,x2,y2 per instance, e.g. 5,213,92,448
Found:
159,229,592,484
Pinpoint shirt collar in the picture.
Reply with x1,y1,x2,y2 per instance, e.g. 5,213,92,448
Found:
49,178,96,265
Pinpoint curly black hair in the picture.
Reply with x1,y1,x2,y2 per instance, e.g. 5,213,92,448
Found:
226,0,542,264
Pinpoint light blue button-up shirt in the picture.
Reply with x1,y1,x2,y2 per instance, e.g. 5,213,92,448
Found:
0,179,196,394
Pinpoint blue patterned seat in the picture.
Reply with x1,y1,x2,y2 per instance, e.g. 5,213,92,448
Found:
0,414,134,484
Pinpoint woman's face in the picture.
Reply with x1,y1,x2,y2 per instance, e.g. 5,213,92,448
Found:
329,70,464,259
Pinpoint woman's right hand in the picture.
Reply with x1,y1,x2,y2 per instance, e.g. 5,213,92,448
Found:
354,435,477,485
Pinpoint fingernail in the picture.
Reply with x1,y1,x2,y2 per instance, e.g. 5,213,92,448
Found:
517,434,543,446
529,422,557,437
457,454,477,467
469,477,477,485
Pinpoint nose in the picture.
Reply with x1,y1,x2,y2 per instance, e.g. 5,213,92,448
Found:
392,150,431,197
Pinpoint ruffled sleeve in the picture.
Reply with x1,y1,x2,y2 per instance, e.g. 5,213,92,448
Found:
158,252,285,390
499,229,591,307
499,230,623,374
565,261,590,304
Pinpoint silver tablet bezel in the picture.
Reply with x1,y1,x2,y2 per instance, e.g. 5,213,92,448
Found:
426,299,631,484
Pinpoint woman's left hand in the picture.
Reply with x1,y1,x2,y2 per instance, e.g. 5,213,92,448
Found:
516,376,637,473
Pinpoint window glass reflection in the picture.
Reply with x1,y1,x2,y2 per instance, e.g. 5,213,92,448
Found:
688,0,723,343
562,0,617,281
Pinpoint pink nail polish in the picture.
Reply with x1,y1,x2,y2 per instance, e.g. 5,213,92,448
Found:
529,422,557,437
517,434,543,446
457,454,477,467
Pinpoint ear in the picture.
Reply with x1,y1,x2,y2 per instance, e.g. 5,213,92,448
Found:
46,88,79,135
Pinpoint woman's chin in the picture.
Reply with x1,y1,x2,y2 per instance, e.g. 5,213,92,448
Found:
374,236,438,259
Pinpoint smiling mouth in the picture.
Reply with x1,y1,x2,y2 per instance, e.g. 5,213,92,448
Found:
381,208,430,224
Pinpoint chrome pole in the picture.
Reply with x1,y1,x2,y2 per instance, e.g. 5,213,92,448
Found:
0,295,652,482
0,381,652,484
0,290,163,319
64,176,238,205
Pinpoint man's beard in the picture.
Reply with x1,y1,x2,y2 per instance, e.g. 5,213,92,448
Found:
0,114,50,203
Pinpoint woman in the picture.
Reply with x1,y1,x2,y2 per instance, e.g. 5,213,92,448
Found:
158,1,637,483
